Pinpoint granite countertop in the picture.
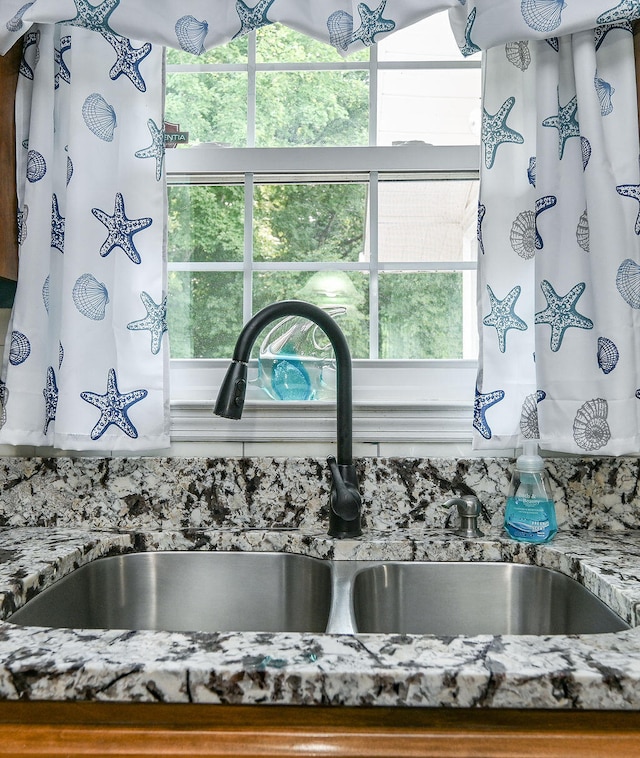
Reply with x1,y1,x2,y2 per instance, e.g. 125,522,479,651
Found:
1,526,640,709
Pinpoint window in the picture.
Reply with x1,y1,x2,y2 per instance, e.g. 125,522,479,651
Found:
164,14,481,444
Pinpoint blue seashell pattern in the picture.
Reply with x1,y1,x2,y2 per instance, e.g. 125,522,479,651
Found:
72,273,110,320
26,149,46,182
82,93,117,141
6,2,34,32
505,41,531,71
9,331,30,366
616,258,640,308
327,10,353,51
175,15,209,55
597,337,619,374
521,0,566,33
594,74,615,116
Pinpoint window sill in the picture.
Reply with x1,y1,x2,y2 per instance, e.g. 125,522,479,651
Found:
170,358,477,444
170,398,474,444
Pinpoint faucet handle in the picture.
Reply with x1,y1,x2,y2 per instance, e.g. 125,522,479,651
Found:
327,456,362,538
444,495,484,538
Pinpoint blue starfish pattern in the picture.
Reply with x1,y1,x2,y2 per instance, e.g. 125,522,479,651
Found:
61,0,119,34
481,96,524,169
17,204,28,246
134,119,165,181
477,203,486,255
542,92,580,160
19,30,39,80
597,0,640,25
616,184,640,234
0,379,8,430
350,0,395,47
483,285,527,353
80,367,147,440
460,7,480,56
127,291,167,355
535,280,593,352
54,35,71,88
595,21,633,50
43,366,58,435
51,194,65,253
92,193,152,264
233,0,275,39
103,32,152,93
473,386,505,440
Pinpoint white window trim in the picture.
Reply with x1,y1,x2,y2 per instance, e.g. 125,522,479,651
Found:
170,359,476,444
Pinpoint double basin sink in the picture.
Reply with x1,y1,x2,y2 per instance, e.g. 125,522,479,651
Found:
8,551,629,637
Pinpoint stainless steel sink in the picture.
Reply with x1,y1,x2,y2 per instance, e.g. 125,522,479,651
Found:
7,553,630,636
8,552,332,633
352,562,629,636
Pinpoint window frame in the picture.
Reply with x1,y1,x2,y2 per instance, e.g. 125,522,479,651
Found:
165,29,481,446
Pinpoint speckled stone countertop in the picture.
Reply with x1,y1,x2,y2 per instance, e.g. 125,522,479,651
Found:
0,456,639,709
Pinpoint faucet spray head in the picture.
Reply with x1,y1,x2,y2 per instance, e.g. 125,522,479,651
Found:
213,360,248,419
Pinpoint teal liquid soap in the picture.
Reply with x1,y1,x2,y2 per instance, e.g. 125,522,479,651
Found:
504,444,557,544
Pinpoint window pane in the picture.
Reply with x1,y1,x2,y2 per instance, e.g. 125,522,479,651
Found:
253,183,367,262
253,271,369,359
168,185,244,263
377,69,481,146
256,23,368,63
168,272,244,358
255,71,369,147
165,72,248,146
373,179,478,263
377,13,479,62
379,272,463,359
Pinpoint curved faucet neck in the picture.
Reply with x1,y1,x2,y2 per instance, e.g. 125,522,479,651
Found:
220,300,353,466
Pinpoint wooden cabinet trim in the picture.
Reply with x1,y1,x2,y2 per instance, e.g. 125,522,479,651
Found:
0,41,19,283
0,703,639,757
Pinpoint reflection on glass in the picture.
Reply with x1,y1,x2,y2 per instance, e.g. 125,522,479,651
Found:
254,183,367,262
377,13,479,62
377,69,481,146
371,179,479,263
168,186,244,263
256,71,369,146
167,271,244,358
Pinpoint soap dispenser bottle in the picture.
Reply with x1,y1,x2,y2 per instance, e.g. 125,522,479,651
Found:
504,441,557,543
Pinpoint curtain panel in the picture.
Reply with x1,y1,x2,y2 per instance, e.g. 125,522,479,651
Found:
0,16,169,451
475,30,640,454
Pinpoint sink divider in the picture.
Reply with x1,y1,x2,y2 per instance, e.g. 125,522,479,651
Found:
326,561,362,634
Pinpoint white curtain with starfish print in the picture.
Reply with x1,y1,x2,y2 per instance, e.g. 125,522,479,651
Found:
474,28,640,454
0,0,463,57
0,19,169,451
3,2,640,60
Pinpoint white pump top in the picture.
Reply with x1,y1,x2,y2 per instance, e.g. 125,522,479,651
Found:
515,440,544,473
